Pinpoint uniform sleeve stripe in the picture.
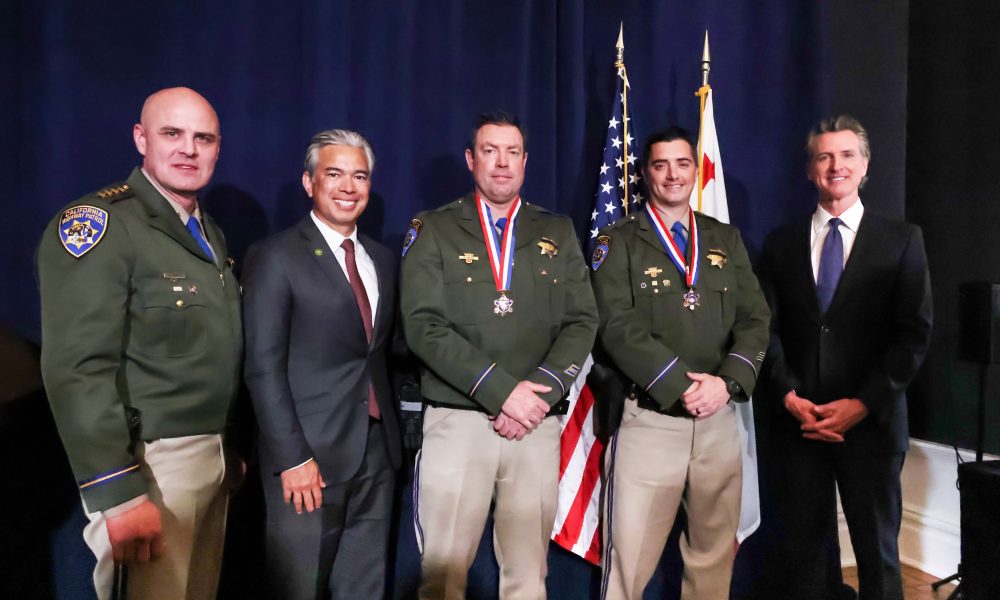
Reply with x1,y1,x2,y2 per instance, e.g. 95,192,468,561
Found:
79,463,141,490
645,357,679,392
727,352,758,377
537,366,566,397
470,363,496,397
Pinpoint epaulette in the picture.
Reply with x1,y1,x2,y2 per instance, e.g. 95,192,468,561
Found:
694,210,722,226
522,201,552,214
93,183,133,203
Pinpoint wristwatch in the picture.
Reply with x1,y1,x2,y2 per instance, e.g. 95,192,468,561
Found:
720,376,744,400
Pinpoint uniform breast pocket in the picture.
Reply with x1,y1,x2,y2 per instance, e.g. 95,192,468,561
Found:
530,258,565,323
132,277,208,358
442,264,494,325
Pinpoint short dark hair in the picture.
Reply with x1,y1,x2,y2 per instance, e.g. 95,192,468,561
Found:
467,111,526,152
641,126,697,170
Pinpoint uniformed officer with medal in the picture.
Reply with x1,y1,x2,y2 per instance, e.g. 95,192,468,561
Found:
400,111,597,599
591,126,770,599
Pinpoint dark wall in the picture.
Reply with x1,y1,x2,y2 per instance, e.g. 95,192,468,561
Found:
907,1,1000,455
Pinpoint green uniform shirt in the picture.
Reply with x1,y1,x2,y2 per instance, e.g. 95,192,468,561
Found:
37,168,242,512
592,210,770,409
400,195,598,415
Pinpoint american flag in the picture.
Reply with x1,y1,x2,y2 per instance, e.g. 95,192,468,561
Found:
587,60,642,252
551,31,640,565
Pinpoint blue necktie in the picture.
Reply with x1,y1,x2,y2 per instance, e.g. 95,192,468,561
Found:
186,216,214,260
496,217,508,237
670,221,688,257
816,217,844,312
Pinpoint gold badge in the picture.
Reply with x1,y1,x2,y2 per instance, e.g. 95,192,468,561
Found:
707,249,727,268
459,252,479,264
644,267,663,278
537,237,558,258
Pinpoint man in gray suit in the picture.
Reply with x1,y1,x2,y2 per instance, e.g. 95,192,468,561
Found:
242,129,402,599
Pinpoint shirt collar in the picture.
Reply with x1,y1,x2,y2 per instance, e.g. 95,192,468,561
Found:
812,197,864,235
141,168,202,224
310,211,359,250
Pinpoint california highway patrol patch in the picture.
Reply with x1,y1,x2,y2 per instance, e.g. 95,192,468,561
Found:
402,218,422,257
591,235,611,271
59,205,109,258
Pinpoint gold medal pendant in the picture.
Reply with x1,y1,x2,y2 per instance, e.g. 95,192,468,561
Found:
494,292,514,316
682,288,701,311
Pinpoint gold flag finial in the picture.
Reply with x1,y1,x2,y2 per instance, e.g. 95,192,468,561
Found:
701,30,711,87
615,22,624,64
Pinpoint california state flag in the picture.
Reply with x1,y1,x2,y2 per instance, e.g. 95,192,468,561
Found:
691,89,730,223
690,87,760,544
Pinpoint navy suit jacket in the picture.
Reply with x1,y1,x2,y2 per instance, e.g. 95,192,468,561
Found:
759,210,932,454
242,217,402,483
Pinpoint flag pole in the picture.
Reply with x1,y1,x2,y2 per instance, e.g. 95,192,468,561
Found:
695,30,711,213
617,23,630,215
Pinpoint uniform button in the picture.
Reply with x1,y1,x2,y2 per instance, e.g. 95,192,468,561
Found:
653,288,659,294
553,279,558,285
176,299,185,307
723,286,729,293
466,276,472,283
628,393,636,400
821,325,830,333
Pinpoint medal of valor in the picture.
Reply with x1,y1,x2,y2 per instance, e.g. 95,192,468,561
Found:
494,292,514,316
682,288,701,310
477,194,522,317
644,203,701,310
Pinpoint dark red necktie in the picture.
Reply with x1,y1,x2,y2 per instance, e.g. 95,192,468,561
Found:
341,239,380,420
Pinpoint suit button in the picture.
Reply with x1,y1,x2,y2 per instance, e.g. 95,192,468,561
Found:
821,325,830,333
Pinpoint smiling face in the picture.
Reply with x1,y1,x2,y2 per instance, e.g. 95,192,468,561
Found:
644,139,697,214
302,144,370,236
808,130,869,205
133,87,220,205
465,123,527,209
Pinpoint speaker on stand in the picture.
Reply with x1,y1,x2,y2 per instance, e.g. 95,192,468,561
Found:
933,282,1000,598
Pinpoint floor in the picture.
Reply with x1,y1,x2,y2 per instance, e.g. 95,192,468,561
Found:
842,565,958,599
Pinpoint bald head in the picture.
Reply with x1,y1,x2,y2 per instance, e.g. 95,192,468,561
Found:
133,87,221,208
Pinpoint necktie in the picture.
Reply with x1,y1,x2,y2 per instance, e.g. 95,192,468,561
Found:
496,217,508,237
342,239,380,419
186,216,214,261
816,217,844,312
670,221,688,257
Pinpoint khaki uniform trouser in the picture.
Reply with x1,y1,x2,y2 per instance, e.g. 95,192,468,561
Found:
602,399,742,600
415,406,560,600
83,433,228,600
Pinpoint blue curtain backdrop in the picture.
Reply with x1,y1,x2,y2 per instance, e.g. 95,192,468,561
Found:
1,1,908,598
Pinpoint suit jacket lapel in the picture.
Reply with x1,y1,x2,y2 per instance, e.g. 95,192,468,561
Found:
297,218,372,347
458,193,484,241
128,168,216,264
825,211,875,315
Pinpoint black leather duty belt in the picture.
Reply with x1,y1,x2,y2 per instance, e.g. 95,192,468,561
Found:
630,385,691,418
425,398,570,417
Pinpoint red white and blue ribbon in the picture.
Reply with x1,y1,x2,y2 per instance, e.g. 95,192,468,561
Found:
477,194,521,292
645,203,699,288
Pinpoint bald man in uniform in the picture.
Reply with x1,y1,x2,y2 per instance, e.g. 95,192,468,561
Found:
37,87,242,599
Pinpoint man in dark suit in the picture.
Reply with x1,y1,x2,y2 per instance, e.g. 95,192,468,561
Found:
242,129,402,599
759,115,932,600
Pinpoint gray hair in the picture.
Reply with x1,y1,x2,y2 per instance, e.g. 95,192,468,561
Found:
304,129,375,176
806,115,870,187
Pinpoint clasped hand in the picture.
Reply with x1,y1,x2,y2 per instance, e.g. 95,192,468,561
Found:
784,391,869,442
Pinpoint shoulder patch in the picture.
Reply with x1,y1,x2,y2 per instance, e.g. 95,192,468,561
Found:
59,205,109,258
401,218,423,257
591,235,611,271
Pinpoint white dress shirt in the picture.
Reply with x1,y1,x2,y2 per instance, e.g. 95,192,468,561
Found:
810,198,864,283
309,211,379,322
